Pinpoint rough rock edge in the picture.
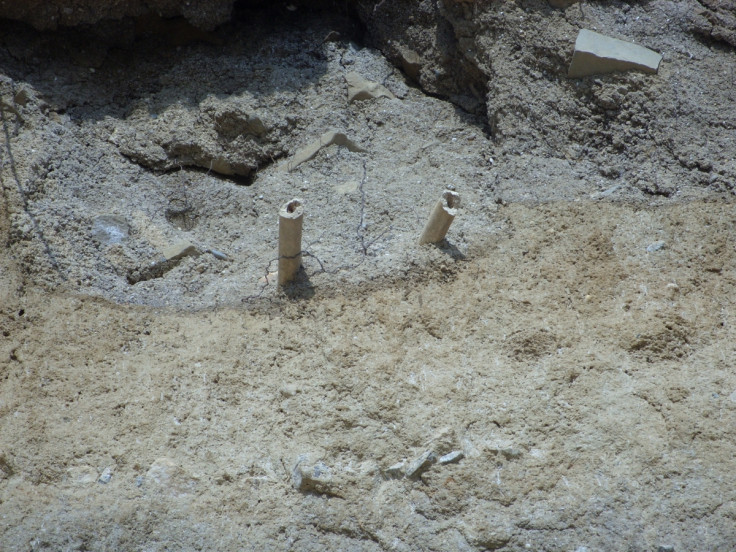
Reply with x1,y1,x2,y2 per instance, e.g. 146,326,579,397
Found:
689,0,736,48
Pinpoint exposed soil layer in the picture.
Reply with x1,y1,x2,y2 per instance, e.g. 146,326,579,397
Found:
2,200,736,551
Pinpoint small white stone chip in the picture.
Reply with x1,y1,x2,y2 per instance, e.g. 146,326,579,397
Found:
438,450,465,465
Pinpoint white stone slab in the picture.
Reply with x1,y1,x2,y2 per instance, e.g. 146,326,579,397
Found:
568,29,662,78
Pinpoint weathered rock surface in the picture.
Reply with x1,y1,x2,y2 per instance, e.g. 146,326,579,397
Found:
690,0,736,47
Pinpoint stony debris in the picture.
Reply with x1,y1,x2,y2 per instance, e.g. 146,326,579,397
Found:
206,248,229,261
110,98,287,179
568,29,663,78
426,426,458,457
384,461,406,479
486,440,523,460
279,383,299,398
404,450,437,479
345,71,396,103
646,240,667,253
91,215,130,245
395,45,424,83
97,467,113,484
279,130,366,172
459,515,513,551
163,241,198,262
438,450,464,465
126,241,200,284
292,457,342,497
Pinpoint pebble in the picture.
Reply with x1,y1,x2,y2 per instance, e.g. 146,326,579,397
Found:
280,384,298,397
439,450,465,465
208,248,229,260
384,461,406,479
501,448,523,460
163,241,198,261
98,467,113,484
404,450,437,479
345,71,396,103
292,457,337,495
91,215,130,245
646,240,666,252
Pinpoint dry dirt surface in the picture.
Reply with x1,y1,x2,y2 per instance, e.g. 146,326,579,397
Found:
1,2,736,551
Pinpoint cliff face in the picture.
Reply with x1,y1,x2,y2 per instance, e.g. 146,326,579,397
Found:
1,2,736,552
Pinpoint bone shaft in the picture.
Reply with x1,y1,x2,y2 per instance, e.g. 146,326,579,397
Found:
419,191,459,245
278,199,304,286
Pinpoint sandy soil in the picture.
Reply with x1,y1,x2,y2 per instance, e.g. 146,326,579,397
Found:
1,2,736,551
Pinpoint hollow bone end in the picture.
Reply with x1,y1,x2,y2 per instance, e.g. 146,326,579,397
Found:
280,199,304,219
442,190,460,213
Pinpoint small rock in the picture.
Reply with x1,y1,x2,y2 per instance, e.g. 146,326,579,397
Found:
279,130,366,172
646,240,666,252
280,384,298,397
13,87,32,106
163,241,198,261
501,448,522,460
396,45,424,82
439,450,465,465
91,215,130,245
208,248,229,260
384,461,406,479
345,72,396,103
427,426,457,456
591,184,621,199
98,467,113,484
658,546,675,552
404,450,437,479
460,517,512,550
135,475,144,487
666,283,679,298
292,457,340,496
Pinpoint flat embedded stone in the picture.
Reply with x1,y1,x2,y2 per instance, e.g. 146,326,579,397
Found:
163,241,198,261
279,130,366,172
345,72,395,103
438,450,465,465
568,29,662,78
